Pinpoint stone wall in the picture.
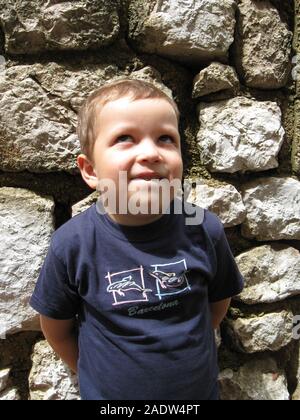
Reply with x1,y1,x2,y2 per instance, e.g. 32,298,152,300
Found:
0,0,299,400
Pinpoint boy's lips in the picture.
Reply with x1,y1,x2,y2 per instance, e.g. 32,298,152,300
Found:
130,172,166,180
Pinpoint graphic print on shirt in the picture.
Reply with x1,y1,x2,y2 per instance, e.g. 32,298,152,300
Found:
105,259,191,306
149,259,191,300
105,266,152,306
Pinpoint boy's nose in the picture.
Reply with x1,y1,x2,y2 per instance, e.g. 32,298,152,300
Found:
136,138,162,163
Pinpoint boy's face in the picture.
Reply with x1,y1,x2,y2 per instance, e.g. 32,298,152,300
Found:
77,97,183,225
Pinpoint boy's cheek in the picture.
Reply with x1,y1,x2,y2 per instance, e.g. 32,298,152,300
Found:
175,158,184,177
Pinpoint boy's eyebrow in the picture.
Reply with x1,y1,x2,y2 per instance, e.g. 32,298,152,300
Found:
110,124,180,137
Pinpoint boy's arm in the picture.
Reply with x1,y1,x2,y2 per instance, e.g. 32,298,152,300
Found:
209,298,231,330
40,315,79,373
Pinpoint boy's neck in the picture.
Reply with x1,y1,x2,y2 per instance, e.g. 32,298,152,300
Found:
106,211,165,227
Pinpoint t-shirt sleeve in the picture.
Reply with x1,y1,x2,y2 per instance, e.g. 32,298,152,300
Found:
207,219,244,303
29,242,80,319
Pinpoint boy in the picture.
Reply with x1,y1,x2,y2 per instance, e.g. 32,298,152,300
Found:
30,78,244,400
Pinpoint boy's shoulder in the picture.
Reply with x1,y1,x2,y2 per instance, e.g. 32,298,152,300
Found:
202,208,224,245
50,204,95,255
182,200,224,246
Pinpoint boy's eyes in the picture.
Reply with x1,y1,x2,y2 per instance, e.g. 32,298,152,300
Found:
115,135,175,144
159,135,175,143
115,135,133,143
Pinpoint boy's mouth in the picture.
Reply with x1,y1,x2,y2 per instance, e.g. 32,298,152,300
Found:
130,172,166,181
131,177,164,181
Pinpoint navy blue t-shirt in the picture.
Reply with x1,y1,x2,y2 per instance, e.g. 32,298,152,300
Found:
30,198,244,400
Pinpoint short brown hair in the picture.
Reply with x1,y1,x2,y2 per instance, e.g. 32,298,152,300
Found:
77,78,180,161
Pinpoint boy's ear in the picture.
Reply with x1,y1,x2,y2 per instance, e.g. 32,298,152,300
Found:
77,154,98,190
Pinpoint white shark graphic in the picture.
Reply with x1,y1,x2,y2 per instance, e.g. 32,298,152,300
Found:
107,275,152,297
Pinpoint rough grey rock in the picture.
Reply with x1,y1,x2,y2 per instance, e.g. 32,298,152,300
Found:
241,177,300,241
0,187,54,337
0,0,121,54
29,340,80,400
0,368,10,393
0,62,173,173
0,64,81,173
0,387,21,400
219,358,289,400
186,179,246,227
215,328,221,349
235,244,300,304
192,62,239,98
72,192,99,217
197,97,285,173
226,311,294,353
128,0,236,64
235,0,292,89
129,66,174,99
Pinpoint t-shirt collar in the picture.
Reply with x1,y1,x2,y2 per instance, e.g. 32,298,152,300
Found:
93,198,178,242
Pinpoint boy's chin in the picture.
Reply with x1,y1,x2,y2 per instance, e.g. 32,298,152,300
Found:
126,192,173,215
